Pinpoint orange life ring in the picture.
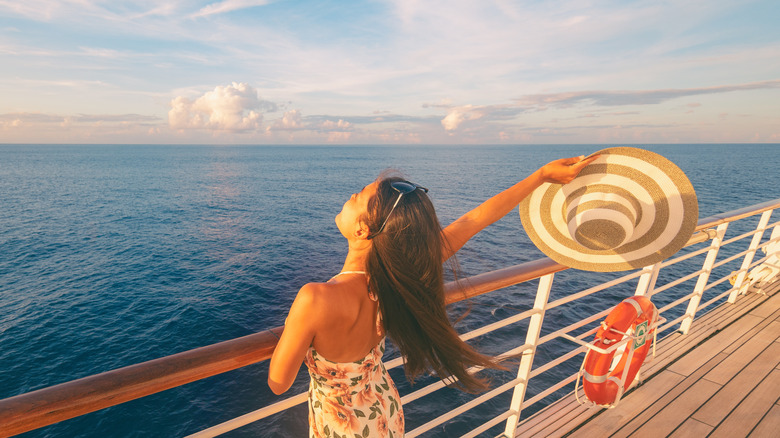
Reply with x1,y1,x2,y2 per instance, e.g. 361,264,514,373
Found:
582,295,658,406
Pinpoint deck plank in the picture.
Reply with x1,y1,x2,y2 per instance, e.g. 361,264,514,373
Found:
704,321,780,384
516,396,575,437
668,418,713,438
645,291,768,379
709,369,780,438
539,393,600,438
666,313,765,376
746,288,780,319
566,370,684,438
628,378,722,438
525,398,586,438
748,403,780,438
722,293,780,354
644,293,755,371
692,341,780,426
608,352,727,438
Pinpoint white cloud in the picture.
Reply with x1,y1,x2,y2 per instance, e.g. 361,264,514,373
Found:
320,119,351,131
266,111,354,133
321,119,352,142
190,0,271,19
268,109,304,131
168,82,265,131
0,0,61,20
440,103,523,132
441,105,484,131
0,117,22,129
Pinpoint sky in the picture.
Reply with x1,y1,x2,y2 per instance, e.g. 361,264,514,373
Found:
1,0,779,145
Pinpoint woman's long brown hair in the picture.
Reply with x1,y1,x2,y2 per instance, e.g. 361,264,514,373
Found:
363,174,503,393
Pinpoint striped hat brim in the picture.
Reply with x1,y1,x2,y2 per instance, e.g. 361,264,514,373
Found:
519,147,698,272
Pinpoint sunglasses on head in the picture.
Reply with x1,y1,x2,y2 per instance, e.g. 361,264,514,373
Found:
369,180,428,239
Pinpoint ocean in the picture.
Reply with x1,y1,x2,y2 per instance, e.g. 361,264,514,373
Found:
1,144,778,437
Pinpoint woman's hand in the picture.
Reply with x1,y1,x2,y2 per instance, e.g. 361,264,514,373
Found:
538,155,599,185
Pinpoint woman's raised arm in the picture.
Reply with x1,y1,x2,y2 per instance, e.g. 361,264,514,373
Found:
441,155,596,261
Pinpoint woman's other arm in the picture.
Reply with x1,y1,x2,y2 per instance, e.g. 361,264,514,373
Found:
441,156,596,260
267,284,321,395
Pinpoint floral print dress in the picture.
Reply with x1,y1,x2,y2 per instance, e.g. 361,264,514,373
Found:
304,338,404,438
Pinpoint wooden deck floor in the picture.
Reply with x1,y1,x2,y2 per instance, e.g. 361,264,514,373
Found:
516,281,780,438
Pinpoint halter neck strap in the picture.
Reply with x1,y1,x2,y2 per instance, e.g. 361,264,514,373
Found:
336,270,366,275
330,271,367,280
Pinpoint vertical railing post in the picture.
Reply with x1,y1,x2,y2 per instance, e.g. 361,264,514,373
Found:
635,262,662,297
502,273,555,438
728,209,774,302
680,223,729,334
769,221,780,255
630,261,662,386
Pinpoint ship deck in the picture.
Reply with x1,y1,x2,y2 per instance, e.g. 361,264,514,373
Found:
517,281,780,438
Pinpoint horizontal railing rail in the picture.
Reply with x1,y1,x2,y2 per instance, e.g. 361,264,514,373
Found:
1,198,779,438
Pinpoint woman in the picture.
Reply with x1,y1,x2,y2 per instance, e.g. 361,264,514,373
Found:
268,156,595,437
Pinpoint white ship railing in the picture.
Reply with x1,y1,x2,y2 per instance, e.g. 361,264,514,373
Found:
1,199,778,438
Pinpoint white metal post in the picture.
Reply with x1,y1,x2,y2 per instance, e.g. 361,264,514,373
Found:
769,222,780,255
680,223,729,334
635,262,661,297
502,273,555,438
627,261,661,387
728,209,774,302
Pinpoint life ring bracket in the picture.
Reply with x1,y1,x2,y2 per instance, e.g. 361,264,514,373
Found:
560,315,664,355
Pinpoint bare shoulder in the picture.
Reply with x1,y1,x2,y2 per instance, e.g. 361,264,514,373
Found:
289,282,339,324
293,282,329,310
298,280,359,320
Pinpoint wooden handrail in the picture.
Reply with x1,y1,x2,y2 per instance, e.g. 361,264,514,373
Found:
1,198,778,437
0,328,282,438
444,257,566,304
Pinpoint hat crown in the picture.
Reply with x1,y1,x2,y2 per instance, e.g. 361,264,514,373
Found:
566,192,639,250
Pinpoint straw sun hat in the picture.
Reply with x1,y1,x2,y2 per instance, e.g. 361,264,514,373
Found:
519,147,698,272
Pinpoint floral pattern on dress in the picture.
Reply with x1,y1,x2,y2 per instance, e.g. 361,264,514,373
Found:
305,338,404,438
